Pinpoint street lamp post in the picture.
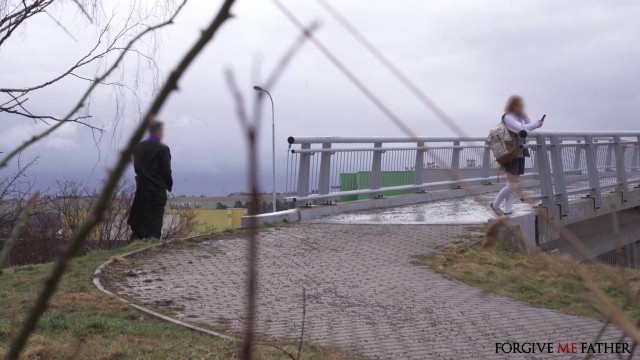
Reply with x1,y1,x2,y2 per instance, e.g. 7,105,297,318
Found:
253,85,277,213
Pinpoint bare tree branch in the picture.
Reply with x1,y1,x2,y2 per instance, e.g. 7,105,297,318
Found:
225,71,249,128
272,0,640,344
0,2,168,138
0,0,54,48
270,0,415,137
224,70,262,360
225,21,318,359
296,288,306,360
263,21,320,90
43,9,78,42
3,0,240,357
0,1,189,169
70,0,93,23
0,105,98,130
316,0,467,137
1,12,127,94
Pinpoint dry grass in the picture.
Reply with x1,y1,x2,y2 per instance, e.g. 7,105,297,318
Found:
418,232,640,322
0,237,360,359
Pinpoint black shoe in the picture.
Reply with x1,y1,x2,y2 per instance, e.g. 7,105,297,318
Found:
489,202,503,216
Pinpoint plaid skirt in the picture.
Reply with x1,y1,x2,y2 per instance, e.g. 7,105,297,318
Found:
502,157,525,176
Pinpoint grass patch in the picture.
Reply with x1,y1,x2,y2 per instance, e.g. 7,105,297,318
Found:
0,236,359,359
418,234,640,322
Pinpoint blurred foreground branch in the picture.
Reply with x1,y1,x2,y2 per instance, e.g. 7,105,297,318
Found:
274,0,640,345
0,1,178,167
3,1,236,358
225,20,317,360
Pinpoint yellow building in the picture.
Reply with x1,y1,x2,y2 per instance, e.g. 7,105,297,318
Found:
57,208,247,241
185,208,247,234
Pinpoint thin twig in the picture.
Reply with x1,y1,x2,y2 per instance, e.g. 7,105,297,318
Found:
263,21,320,90
296,288,306,360
225,70,261,360
627,342,637,360
270,0,414,137
0,106,98,130
256,343,296,360
3,1,236,358
584,315,616,360
43,10,78,42
70,0,93,23
0,1,189,169
546,256,640,344
225,21,317,359
274,0,640,344
0,0,53,48
316,0,466,137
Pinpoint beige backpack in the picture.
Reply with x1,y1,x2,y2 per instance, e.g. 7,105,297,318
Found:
487,114,517,166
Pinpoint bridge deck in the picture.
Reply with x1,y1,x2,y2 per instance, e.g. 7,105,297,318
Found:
308,191,529,224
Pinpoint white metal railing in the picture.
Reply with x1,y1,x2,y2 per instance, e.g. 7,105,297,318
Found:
284,132,640,218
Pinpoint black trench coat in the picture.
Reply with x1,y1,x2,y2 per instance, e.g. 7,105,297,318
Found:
127,139,173,240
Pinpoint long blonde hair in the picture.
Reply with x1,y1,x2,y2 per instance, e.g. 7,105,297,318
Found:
504,95,524,117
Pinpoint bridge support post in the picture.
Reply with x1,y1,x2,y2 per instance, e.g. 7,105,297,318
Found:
550,136,569,217
626,242,637,268
414,142,426,190
370,142,383,198
535,136,557,218
573,140,583,171
605,140,615,172
449,141,461,189
632,136,640,173
296,143,312,200
531,142,540,178
481,140,492,184
613,135,629,202
317,143,332,199
584,136,603,209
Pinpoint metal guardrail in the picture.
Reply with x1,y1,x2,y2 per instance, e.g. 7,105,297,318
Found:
284,132,640,218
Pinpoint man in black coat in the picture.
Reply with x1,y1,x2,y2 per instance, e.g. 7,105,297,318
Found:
127,121,173,240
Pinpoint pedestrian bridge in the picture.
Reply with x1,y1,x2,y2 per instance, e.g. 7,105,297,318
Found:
249,131,640,264
109,131,640,359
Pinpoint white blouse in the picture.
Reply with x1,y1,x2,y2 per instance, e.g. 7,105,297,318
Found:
503,113,542,133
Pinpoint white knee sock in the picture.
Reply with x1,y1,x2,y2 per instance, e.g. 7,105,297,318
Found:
493,182,518,210
504,191,515,214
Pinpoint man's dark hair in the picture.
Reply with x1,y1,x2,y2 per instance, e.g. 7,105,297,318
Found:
149,120,163,134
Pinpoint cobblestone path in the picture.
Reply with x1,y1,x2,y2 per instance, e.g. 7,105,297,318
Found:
113,224,628,359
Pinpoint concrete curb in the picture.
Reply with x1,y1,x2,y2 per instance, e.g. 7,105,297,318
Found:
501,211,538,253
240,208,300,227
92,235,234,340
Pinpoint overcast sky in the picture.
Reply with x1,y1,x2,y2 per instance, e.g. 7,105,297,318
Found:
1,0,639,195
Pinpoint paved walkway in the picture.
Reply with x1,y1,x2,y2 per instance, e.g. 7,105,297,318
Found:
113,224,628,359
